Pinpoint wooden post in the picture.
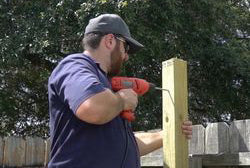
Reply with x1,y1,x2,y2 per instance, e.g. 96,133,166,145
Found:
162,58,189,168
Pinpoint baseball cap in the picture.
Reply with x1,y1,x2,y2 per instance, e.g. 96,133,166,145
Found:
84,14,144,54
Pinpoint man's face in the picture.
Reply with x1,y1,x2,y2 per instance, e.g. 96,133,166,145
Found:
108,40,128,77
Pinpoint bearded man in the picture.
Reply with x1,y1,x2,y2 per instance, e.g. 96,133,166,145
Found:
48,14,192,168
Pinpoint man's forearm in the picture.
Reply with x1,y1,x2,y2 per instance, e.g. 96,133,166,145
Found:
76,89,124,124
134,130,163,156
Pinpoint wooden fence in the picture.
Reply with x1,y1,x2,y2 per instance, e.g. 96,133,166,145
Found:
0,119,250,167
141,119,250,168
0,136,50,167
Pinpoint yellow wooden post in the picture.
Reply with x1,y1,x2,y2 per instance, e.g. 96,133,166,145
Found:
162,58,188,168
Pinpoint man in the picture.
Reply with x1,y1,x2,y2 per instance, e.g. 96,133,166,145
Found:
48,14,192,168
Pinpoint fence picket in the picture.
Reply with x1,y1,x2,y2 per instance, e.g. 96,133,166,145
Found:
189,125,205,154
25,137,45,166
245,120,250,151
205,122,229,154
45,138,51,166
3,136,25,167
229,120,248,153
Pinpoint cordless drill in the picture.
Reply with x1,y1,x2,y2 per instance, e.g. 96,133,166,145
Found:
111,77,157,121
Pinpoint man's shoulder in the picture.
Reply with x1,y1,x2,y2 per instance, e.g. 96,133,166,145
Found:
63,53,89,63
55,53,94,70
48,53,97,83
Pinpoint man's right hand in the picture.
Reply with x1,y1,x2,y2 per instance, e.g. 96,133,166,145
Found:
116,89,138,111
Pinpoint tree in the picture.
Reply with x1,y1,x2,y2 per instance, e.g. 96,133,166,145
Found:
0,0,83,137
0,0,249,136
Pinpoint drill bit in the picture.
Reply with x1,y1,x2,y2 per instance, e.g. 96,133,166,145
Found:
149,83,174,104
149,83,169,92
154,87,169,92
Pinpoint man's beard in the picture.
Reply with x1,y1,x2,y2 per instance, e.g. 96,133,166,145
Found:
107,43,123,78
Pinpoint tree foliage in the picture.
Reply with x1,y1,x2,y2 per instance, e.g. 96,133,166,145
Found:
0,0,249,136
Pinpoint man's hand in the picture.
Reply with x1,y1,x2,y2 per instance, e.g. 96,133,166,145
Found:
181,120,192,139
117,88,138,111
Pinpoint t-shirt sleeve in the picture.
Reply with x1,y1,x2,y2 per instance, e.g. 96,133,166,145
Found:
55,62,106,114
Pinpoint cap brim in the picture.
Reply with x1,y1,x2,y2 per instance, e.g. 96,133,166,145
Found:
123,36,144,54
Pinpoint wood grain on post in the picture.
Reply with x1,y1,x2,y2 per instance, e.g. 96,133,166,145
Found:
3,136,25,167
25,136,45,166
162,58,189,168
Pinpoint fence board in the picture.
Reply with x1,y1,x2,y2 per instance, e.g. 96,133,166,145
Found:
1,120,250,167
189,156,202,168
25,137,45,166
201,152,250,166
245,120,250,151
229,120,248,153
205,122,229,154
141,148,163,167
189,125,205,154
45,138,51,166
0,137,3,166
3,136,25,167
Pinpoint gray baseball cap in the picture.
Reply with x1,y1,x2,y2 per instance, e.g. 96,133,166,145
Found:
84,14,144,54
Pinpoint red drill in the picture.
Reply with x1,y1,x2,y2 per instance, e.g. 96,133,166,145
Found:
111,77,162,121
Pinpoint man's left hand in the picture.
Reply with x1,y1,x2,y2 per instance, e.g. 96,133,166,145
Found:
181,120,192,139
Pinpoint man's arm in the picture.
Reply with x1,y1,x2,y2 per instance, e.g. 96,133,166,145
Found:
135,121,192,156
76,88,138,125
135,130,163,156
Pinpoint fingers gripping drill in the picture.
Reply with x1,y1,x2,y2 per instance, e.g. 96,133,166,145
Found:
111,77,166,122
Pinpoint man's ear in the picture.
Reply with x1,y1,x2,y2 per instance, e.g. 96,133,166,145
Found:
104,34,116,50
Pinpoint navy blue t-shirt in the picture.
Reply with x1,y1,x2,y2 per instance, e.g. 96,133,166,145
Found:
48,53,140,168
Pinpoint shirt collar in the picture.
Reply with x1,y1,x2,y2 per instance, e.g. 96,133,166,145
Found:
82,53,108,76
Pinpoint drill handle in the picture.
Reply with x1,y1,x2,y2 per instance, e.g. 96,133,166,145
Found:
120,110,135,122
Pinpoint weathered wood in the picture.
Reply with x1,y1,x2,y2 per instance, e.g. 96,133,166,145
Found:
0,136,3,166
229,120,250,153
205,122,229,154
189,125,205,154
1,119,250,167
45,138,51,166
3,136,25,167
25,137,45,166
245,120,250,151
141,149,203,167
141,151,250,167
162,58,188,168
141,148,163,167
189,156,202,168
200,152,250,166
